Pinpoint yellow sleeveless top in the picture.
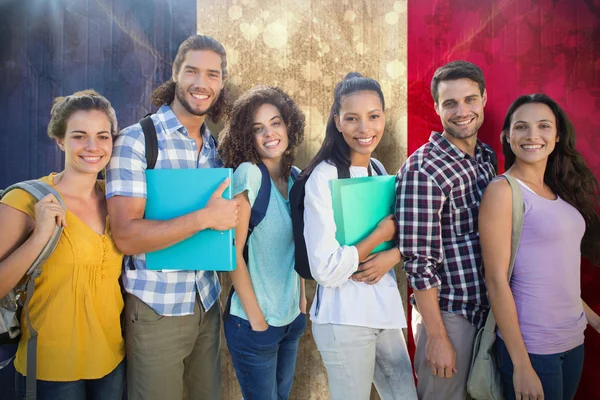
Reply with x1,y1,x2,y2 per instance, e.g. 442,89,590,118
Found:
1,174,125,381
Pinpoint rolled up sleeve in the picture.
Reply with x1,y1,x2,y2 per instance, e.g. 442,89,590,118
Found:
105,126,148,200
395,170,444,291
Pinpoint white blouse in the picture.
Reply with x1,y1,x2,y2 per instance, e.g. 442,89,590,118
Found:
304,161,407,329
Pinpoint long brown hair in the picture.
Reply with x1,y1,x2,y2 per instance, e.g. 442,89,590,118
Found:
501,94,600,264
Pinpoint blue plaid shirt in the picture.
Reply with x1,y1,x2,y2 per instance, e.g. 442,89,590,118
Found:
106,104,222,316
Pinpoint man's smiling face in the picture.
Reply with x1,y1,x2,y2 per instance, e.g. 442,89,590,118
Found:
434,78,487,141
173,49,224,118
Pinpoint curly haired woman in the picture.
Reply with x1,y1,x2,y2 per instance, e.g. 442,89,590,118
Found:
219,85,306,400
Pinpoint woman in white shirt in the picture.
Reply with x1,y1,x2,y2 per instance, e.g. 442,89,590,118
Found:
302,72,417,400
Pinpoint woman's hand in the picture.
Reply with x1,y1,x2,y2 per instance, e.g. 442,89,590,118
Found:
250,318,269,332
583,300,600,334
300,295,307,314
351,247,400,285
375,214,397,243
513,365,544,400
32,194,66,242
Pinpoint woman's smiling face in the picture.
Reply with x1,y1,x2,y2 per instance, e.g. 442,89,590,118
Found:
334,90,385,160
506,102,559,165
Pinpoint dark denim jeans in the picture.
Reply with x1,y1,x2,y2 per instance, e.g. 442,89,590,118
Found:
496,337,584,400
15,359,125,400
224,313,306,400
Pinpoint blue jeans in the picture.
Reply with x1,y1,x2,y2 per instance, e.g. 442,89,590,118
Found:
496,337,584,400
1,344,18,400
224,313,306,400
15,359,126,400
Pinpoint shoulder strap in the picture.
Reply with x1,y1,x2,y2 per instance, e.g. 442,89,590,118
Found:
336,164,351,179
503,176,524,280
370,158,384,176
291,166,301,181
482,175,524,333
336,160,384,178
248,163,271,234
2,181,65,277
225,163,271,322
140,116,158,170
490,150,499,174
2,180,66,400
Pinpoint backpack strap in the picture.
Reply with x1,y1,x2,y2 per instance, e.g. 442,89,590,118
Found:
2,180,65,400
335,158,384,179
489,150,499,174
291,166,301,181
370,158,385,176
336,164,351,179
481,175,524,333
243,163,272,264
223,163,272,322
140,116,158,170
248,163,271,234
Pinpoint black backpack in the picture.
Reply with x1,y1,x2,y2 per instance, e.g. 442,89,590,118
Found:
222,163,300,321
290,159,383,281
139,115,219,170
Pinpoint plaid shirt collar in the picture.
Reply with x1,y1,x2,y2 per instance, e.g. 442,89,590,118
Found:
429,131,493,163
156,104,214,146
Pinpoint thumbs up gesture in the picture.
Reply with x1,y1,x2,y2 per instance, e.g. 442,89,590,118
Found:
203,178,240,231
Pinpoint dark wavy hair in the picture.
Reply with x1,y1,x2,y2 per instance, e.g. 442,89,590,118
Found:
501,93,600,264
150,35,230,123
302,72,385,177
218,85,305,178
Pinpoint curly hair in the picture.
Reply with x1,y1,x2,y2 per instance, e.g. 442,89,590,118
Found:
150,35,231,123
218,85,305,178
501,94,600,264
48,89,118,139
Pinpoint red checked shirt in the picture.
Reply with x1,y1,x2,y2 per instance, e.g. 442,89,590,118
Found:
395,132,496,328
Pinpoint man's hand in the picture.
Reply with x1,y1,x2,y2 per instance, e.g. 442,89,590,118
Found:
351,248,399,285
203,178,240,231
513,365,544,400
425,335,457,378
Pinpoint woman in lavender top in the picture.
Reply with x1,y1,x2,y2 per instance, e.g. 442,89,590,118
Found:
479,94,600,400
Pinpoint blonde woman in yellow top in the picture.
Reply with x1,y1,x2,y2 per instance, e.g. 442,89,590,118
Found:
0,90,125,399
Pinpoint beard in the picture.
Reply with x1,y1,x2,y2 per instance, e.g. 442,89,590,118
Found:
175,84,219,117
442,115,484,140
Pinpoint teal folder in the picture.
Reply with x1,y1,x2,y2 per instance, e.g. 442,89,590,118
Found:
330,175,396,253
145,168,236,271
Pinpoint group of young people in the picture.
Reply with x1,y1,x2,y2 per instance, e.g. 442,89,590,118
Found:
0,34,598,400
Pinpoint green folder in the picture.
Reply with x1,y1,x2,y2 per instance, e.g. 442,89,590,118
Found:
330,175,396,253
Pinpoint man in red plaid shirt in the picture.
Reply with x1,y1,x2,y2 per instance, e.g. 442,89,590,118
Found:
396,61,497,400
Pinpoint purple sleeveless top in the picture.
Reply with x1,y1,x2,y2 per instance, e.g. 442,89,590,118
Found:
497,179,587,355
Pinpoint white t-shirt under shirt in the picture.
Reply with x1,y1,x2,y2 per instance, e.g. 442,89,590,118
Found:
304,160,407,329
